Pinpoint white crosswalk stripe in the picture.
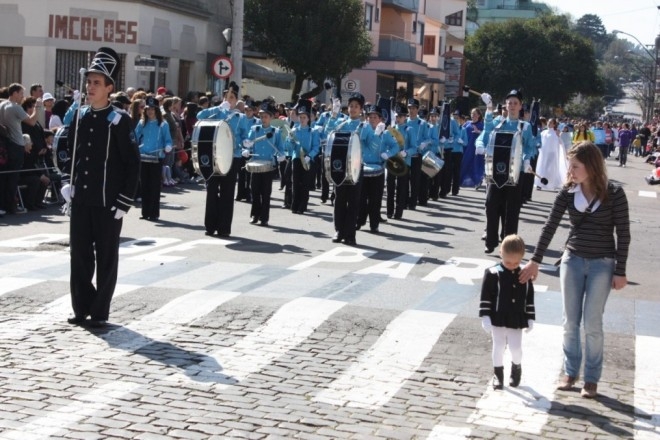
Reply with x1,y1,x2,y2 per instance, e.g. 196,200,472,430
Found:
314,310,455,408
634,335,660,439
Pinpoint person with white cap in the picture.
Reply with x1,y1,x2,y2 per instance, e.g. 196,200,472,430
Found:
66,46,140,328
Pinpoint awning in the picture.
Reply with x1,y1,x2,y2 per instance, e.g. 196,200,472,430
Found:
243,60,294,84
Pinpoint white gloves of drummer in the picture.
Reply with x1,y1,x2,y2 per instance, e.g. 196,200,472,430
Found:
304,156,311,165
332,97,341,114
399,150,407,158
481,316,492,334
219,101,231,111
61,184,73,203
475,146,485,155
111,206,127,220
439,136,447,144
164,145,173,153
380,152,389,160
243,139,254,148
374,122,386,136
277,155,286,163
419,141,429,151
241,149,250,158
525,320,534,333
481,93,492,106
457,138,464,145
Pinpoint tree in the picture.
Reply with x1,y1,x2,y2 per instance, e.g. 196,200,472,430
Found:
464,14,603,107
574,14,613,59
245,0,373,100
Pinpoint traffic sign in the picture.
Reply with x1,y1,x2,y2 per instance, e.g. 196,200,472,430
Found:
212,56,233,79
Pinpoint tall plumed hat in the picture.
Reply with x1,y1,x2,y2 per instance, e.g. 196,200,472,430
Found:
347,92,365,108
376,97,392,126
86,47,120,86
295,99,313,116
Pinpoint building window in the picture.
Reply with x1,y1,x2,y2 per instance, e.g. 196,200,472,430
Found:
423,36,436,55
417,22,425,44
365,4,373,30
445,11,463,27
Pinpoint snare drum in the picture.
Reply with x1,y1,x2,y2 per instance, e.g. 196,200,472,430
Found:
421,151,444,178
53,126,71,175
245,159,275,174
363,163,384,177
485,131,522,188
324,132,362,186
191,120,235,180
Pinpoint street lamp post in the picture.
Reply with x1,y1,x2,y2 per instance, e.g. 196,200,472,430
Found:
613,29,659,121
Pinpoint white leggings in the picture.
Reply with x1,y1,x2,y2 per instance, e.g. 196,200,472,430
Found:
491,326,523,367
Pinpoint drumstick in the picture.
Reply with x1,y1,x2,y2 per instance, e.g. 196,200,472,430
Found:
528,169,548,185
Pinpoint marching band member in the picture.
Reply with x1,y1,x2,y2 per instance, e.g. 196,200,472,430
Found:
325,93,368,245
236,99,260,203
446,110,468,197
135,96,173,221
406,98,429,210
439,108,465,198
386,104,417,220
480,89,538,254
316,97,347,204
244,101,284,226
288,99,320,214
66,47,140,327
427,106,443,200
196,83,249,237
358,99,399,233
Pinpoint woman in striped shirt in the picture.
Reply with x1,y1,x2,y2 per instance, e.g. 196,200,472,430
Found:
519,141,630,399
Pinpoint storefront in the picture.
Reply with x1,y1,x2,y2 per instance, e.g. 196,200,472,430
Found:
0,0,217,98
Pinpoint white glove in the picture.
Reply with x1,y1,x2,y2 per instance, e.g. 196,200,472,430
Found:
481,316,492,334
448,137,454,144
164,145,172,153
304,156,311,165
399,150,407,158
457,138,464,145
419,141,429,151
525,320,534,333
220,101,231,111
380,152,389,160
61,184,73,202
277,155,286,163
241,149,250,158
374,122,386,136
73,90,81,102
332,97,341,114
243,139,254,148
481,93,492,106
475,146,485,155
439,137,447,144
111,206,127,220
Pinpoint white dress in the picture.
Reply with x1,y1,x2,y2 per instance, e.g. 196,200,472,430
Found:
535,128,567,190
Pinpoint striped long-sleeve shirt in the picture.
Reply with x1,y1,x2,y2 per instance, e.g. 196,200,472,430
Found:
531,182,630,276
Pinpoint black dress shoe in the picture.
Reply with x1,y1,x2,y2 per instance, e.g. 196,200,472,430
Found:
484,246,495,254
218,232,230,237
259,220,269,227
249,216,259,224
370,228,379,234
87,320,107,328
380,217,388,223
205,231,215,236
67,316,86,325
331,233,342,243
344,238,357,246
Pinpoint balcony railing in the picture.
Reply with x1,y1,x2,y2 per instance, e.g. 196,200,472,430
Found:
378,35,416,61
381,0,419,13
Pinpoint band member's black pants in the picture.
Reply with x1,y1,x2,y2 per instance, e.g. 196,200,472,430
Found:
321,154,330,202
485,172,523,249
282,157,292,207
408,155,421,208
70,204,122,321
140,161,162,219
521,154,537,202
250,169,274,223
291,158,313,213
386,172,409,218
334,174,362,241
204,157,239,235
358,173,385,230
236,157,251,201
439,149,453,197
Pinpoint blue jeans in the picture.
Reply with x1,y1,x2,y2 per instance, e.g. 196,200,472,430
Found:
560,251,614,383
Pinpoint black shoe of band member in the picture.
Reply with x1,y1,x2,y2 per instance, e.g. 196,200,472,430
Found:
492,366,504,390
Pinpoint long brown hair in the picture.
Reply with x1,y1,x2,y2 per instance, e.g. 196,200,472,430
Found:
566,141,609,203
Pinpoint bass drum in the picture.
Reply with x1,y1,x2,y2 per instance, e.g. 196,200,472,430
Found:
324,131,362,186
191,120,235,180
485,131,523,188
53,126,71,175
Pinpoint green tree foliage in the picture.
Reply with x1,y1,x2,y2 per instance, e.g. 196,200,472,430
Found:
574,14,613,60
465,14,603,106
245,0,373,100
563,96,607,120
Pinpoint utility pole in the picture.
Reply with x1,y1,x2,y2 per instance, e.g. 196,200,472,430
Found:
230,0,244,90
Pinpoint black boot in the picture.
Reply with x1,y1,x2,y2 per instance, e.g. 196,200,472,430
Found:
509,363,522,387
492,366,504,390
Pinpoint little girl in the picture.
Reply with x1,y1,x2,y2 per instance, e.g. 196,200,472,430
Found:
479,234,536,390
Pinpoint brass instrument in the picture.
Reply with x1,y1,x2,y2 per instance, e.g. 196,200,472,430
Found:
289,128,311,171
386,127,408,177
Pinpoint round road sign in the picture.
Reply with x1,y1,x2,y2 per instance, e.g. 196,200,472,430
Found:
212,56,233,79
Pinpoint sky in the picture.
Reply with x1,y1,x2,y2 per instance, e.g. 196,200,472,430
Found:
543,0,660,46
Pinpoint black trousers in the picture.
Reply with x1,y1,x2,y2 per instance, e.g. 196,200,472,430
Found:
204,157,239,235
250,169,274,222
358,173,385,230
320,154,330,202
521,155,537,201
334,175,362,241
485,173,523,249
140,161,162,219
386,172,409,218
235,157,251,201
1,143,24,212
291,158,313,213
70,204,123,321
418,172,430,205
282,157,292,207
439,149,454,196
408,155,421,208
